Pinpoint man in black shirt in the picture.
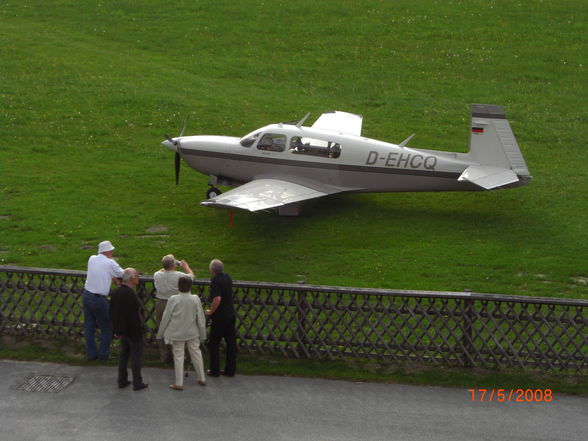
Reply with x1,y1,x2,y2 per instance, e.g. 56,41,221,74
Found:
110,268,148,391
205,259,237,377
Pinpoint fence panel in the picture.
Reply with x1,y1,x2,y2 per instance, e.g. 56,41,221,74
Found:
1,266,586,373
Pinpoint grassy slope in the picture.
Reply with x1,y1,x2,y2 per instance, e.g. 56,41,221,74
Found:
0,1,587,299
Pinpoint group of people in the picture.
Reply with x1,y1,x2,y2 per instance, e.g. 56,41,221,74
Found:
82,240,237,391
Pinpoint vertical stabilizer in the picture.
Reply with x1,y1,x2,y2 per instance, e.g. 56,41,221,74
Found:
467,104,531,179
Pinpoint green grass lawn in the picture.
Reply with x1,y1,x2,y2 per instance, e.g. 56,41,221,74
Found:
1,0,587,299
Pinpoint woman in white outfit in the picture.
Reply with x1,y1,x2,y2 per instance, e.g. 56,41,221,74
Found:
157,276,207,390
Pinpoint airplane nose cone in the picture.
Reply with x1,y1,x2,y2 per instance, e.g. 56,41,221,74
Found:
162,139,177,152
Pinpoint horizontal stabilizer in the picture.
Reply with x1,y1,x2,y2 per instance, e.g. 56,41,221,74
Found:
458,165,519,190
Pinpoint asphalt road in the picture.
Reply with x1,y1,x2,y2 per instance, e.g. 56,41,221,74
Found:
0,359,586,441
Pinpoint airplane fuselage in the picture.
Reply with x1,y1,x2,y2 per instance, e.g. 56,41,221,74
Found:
169,124,486,195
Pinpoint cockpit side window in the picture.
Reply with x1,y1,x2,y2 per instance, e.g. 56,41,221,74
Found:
289,136,341,159
256,133,287,152
240,132,260,148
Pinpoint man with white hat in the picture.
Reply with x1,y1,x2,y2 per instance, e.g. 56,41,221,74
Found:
82,240,124,360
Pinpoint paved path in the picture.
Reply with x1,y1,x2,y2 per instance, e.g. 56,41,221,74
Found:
0,360,586,441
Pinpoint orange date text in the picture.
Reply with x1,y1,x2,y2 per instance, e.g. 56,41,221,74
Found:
468,389,552,402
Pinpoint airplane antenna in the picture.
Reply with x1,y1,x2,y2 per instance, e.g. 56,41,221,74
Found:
296,112,311,128
399,133,415,148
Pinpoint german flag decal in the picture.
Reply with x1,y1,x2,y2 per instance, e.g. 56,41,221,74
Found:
472,127,484,133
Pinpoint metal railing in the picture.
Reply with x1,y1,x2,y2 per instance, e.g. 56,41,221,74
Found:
1,266,586,373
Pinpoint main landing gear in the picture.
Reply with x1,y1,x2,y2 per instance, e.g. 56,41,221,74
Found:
206,186,222,199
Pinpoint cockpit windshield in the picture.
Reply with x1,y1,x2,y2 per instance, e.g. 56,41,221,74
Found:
240,131,260,147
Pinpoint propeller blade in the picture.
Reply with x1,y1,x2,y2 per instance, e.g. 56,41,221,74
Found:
179,116,190,137
167,117,188,185
175,151,181,185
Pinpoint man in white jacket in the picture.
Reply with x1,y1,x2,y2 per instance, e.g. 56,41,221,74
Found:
157,276,207,390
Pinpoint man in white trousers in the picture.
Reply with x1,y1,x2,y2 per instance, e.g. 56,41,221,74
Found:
157,276,207,390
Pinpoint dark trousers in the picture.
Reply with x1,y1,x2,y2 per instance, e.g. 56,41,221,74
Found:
82,290,111,360
118,336,143,387
208,316,237,376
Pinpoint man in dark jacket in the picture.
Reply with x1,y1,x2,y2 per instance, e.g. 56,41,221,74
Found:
205,259,237,377
110,268,148,391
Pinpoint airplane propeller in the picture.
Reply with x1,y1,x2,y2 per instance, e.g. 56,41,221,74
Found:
174,148,181,185
164,117,190,185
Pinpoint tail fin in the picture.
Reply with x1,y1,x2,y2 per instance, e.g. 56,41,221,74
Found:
461,104,532,188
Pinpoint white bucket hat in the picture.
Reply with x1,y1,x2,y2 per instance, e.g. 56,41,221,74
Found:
98,240,115,254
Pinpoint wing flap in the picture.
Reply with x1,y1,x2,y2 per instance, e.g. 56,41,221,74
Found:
458,165,519,190
200,179,330,212
311,111,363,136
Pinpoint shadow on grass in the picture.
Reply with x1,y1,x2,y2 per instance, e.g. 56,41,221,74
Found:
220,191,554,246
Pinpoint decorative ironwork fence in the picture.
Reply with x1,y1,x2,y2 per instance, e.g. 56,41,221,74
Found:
1,266,586,373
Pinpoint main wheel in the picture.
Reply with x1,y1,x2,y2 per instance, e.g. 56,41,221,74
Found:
206,187,222,199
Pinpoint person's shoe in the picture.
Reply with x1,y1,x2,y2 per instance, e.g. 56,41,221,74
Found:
118,381,131,389
198,380,207,386
221,370,235,377
169,384,183,391
206,369,220,377
133,383,148,391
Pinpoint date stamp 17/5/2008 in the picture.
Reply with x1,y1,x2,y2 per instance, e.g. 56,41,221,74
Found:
468,389,553,403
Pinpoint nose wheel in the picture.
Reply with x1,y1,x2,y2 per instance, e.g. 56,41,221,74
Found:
206,186,222,199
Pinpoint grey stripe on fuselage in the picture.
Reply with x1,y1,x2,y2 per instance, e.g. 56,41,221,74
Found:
181,148,461,179
471,104,506,119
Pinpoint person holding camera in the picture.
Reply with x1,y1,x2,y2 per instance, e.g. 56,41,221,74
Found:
153,254,194,363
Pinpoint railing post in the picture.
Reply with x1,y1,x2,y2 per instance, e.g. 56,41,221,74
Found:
462,293,474,368
296,290,310,358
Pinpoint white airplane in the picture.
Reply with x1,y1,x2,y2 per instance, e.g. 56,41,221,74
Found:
162,104,531,215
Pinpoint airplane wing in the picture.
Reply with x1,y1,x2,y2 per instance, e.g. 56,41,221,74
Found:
311,111,363,136
458,165,519,190
200,179,332,212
